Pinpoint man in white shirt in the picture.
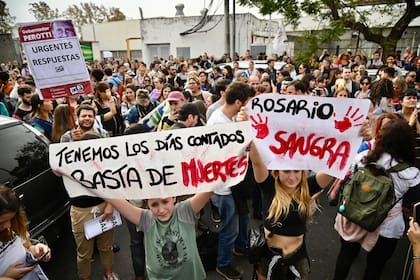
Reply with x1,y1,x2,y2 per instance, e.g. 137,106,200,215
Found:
207,81,254,280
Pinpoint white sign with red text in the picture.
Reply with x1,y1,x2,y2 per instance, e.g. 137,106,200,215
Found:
247,94,370,179
49,122,252,199
18,20,93,99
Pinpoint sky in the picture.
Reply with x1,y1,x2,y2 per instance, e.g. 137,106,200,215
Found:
6,0,270,23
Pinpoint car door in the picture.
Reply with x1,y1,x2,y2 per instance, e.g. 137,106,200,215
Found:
0,120,69,238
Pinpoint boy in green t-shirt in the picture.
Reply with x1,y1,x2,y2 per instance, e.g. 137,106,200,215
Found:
108,192,212,280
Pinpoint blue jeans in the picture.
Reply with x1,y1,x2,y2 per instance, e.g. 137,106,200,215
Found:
211,194,238,268
235,213,249,252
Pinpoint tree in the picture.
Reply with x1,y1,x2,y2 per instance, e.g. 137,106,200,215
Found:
28,1,126,34
238,0,420,59
64,2,126,26
107,7,126,22
29,1,61,21
0,0,15,33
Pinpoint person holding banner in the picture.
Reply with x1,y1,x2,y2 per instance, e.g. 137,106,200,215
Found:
59,105,118,280
0,186,51,280
106,191,213,280
121,124,149,280
207,81,255,280
236,107,334,280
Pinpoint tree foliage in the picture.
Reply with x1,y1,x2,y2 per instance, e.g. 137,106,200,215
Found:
29,1,60,21
63,2,126,27
28,1,126,33
238,0,420,59
0,0,16,33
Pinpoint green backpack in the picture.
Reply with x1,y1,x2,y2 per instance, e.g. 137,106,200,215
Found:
338,162,410,232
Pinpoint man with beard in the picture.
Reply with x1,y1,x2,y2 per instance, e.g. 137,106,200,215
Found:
207,81,254,280
170,103,200,129
12,85,33,123
60,104,108,142
59,105,119,280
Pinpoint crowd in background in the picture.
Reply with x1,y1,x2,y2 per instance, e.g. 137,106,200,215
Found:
0,46,420,280
1,47,419,152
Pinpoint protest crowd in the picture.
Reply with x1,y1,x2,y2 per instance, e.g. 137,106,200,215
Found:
1,44,420,280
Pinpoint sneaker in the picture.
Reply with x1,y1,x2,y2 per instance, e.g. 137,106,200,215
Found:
103,272,119,280
216,265,242,280
232,248,248,257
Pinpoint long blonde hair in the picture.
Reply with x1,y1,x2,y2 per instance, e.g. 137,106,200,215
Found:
267,170,314,223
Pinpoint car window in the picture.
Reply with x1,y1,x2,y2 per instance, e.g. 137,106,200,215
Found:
0,123,49,187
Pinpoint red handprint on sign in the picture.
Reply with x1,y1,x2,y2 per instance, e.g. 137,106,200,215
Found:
334,106,364,133
250,114,269,139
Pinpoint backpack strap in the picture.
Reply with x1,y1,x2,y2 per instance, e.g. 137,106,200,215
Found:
387,162,411,173
386,162,411,206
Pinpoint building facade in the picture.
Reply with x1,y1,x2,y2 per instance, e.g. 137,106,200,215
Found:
80,13,279,64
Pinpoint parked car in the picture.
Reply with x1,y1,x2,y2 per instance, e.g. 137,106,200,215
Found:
205,60,286,73
366,68,408,79
0,115,70,244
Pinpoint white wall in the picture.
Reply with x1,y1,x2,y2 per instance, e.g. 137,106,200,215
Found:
81,19,142,60
80,14,279,64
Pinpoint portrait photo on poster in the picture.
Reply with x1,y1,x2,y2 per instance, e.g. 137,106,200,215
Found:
51,20,76,38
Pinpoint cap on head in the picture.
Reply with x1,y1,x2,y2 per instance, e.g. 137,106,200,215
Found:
167,91,185,101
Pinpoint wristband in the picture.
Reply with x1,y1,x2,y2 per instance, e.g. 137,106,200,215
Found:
413,256,420,260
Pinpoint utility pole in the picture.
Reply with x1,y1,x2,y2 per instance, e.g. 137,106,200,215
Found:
224,0,230,57
268,13,272,57
232,0,236,60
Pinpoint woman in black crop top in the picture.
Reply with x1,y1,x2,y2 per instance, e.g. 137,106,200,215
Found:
248,141,334,280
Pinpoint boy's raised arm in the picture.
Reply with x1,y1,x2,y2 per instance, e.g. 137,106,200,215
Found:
106,199,142,225
190,192,213,214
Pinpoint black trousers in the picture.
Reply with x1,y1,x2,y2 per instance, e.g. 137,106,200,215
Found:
126,218,145,277
333,235,398,280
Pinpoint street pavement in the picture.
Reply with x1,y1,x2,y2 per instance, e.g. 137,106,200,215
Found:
41,193,413,279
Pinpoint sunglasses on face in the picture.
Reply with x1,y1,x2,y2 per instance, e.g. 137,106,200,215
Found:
361,82,370,85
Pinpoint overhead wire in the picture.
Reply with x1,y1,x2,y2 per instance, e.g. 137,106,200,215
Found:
180,0,225,35
180,0,213,35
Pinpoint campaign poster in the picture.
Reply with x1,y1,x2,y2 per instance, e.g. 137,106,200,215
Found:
18,20,93,99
